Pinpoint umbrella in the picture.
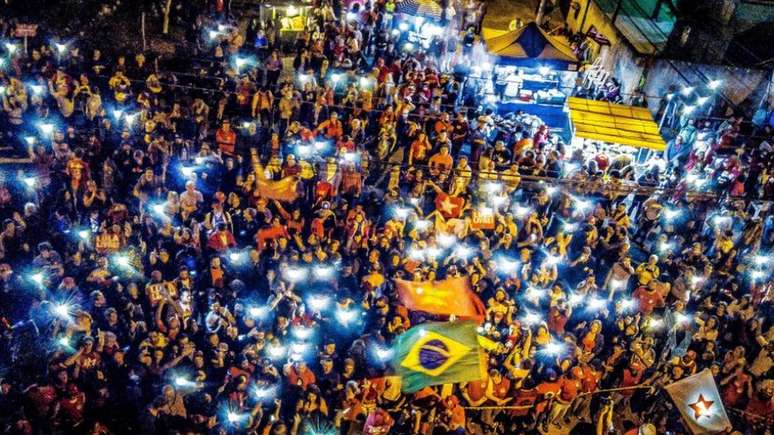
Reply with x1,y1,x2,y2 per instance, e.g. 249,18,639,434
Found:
395,0,443,20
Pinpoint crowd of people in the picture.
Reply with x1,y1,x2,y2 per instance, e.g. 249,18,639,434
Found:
0,1,773,434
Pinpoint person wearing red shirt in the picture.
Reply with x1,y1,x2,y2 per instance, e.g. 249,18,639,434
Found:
632,282,665,315
619,360,645,400
363,407,394,434
548,303,570,335
207,223,237,252
548,367,583,426
25,382,58,422
461,378,487,407
744,383,774,429
534,372,562,420
483,369,511,428
570,363,601,421
336,135,356,153
283,360,316,391
720,366,752,408
215,120,237,157
54,383,86,429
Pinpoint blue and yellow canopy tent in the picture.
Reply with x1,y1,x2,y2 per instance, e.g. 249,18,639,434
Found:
567,97,666,151
484,22,579,70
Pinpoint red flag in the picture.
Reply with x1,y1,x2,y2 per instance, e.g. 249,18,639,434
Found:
395,277,486,322
434,193,465,219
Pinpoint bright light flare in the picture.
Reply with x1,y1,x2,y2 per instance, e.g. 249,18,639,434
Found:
313,265,334,279
437,233,456,248
496,256,519,273
587,297,607,311
485,182,502,194
253,385,277,401
292,326,314,340
413,219,431,231
22,176,36,188
568,293,585,306
113,254,130,268
522,312,542,326
266,344,286,359
30,272,44,285
663,208,681,221
753,255,770,267
180,166,195,177
37,122,54,135
248,306,269,319
335,308,358,326
540,340,565,356
307,295,331,312
452,245,474,260
283,267,308,282
373,346,394,362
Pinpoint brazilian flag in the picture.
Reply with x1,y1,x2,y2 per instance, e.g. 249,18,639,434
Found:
392,321,484,393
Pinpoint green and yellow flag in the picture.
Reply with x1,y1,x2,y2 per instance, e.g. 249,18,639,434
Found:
392,321,484,393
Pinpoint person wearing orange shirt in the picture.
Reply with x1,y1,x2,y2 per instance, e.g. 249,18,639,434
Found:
408,132,431,165
316,112,343,140
428,145,453,177
513,130,533,156
434,112,453,136
215,120,237,157
439,395,466,433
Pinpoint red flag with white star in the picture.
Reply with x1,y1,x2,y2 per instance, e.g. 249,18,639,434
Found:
434,192,465,219
664,369,732,434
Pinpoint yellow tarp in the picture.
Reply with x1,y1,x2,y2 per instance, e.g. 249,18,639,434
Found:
567,97,666,151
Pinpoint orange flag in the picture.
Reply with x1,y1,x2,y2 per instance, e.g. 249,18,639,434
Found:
255,176,299,202
253,163,299,202
394,277,486,322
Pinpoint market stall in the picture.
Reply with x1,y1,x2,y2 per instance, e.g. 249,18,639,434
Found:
566,96,667,168
478,22,580,136
484,22,579,103
256,1,314,44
